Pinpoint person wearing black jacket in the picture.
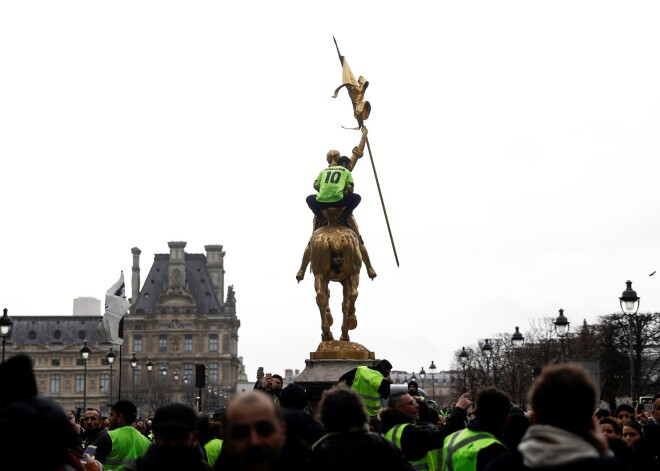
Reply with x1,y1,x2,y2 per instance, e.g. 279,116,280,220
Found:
442,387,511,471
312,384,415,471
338,359,393,432
381,391,472,467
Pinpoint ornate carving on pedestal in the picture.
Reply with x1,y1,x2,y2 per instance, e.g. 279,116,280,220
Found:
310,340,374,360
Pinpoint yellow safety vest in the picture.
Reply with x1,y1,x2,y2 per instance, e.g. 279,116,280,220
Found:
441,428,504,471
384,423,436,471
104,425,151,471
351,366,384,417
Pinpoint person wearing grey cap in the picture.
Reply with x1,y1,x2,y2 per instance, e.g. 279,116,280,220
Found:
124,403,211,471
338,359,393,432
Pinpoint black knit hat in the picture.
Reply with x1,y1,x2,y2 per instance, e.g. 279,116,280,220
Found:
109,400,138,422
152,403,197,435
375,359,393,372
279,383,308,409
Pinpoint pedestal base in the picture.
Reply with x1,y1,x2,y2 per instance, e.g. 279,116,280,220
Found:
295,353,381,413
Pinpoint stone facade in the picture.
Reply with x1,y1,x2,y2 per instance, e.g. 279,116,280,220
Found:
3,241,244,417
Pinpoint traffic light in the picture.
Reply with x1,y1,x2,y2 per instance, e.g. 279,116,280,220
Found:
195,364,206,389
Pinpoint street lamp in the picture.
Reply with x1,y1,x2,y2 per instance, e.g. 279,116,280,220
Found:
106,347,116,404
511,327,525,406
481,339,493,384
429,361,437,402
553,309,570,363
161,363,168,385
620,280,640,402
80,340,91,411
411,372,417,382
0,308,14,363
130,352,138,401
458,347,469,392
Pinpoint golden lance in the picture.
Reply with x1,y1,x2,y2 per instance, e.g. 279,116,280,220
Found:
332,36,400,267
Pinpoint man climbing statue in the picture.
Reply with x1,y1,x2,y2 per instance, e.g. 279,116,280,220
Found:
297,127,377,282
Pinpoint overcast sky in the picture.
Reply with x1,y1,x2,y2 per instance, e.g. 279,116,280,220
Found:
2,2,660,380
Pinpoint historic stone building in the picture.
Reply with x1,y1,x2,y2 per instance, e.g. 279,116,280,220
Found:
4,241,244,416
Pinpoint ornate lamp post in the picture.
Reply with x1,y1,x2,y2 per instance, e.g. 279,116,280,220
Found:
145,357,153,391
0,308,14,363
160,363,168,387
553,309,570,363
410,372,417,383
130,352,138,401
511,326,525,406
418,367,426,393
173,369,180,402
106,347,116,404
429,361,437,402
481,339,493,385
620,280,640,402
458,347,469,393
80,340,91,411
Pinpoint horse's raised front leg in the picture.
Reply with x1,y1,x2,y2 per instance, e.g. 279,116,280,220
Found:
315,274,333,341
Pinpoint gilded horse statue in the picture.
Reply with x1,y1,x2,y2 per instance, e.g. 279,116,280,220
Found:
306,209,362,342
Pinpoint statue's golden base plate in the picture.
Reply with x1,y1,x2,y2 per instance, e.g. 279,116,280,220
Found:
310,340,375,360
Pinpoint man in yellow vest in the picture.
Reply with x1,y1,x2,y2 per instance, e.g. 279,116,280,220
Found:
339,359,393,432
441,387,510,471
101,400,151,471
382,391,472,471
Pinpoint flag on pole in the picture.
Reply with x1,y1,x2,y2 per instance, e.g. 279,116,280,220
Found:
97,271,130,345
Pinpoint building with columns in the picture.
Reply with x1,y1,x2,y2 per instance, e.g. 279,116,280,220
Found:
4,241,245,417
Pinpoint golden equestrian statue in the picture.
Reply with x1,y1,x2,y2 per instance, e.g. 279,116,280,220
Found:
309,208,362,342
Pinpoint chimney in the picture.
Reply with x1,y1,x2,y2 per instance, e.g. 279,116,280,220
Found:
168,241,187,290
204,244,225,302
131,247,141,305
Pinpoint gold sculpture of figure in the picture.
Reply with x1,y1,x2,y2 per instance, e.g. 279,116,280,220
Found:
297,126,377,282
331,56,371,129
309,210,362,342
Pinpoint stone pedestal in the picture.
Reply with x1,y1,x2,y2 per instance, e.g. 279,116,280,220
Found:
294,340,379,413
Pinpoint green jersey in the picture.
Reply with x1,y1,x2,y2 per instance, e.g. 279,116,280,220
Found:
314,165,354,203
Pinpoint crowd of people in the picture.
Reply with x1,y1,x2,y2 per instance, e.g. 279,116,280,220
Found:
1,354,659,471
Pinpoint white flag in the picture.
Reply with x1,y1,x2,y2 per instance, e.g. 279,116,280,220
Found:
97,271,131,345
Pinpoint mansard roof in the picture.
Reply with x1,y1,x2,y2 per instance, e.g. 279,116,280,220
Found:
130,253,225,315
6,315,105,348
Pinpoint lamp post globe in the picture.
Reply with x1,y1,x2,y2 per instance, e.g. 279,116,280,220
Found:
129,352,139,404
554,309,570,363
481,339,493,384
80,340,91,411
0,308,14,363
429,361,437,402
620,280,640,403
458,347,469,392
511,327,525,407
106,347,116,404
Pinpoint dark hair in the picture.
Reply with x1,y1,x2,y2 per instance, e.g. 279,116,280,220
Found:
600,417,621,435
529,364,596,437
594,408,611,419
614,404,635,416
475,387,512,427
272,374,283,382
318,384,367,433
387,392,409,409
279,383,309,409
337,156,352,168
623,420,643,437
408,381,418,389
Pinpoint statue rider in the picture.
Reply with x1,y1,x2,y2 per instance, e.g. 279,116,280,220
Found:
297,127,377,281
